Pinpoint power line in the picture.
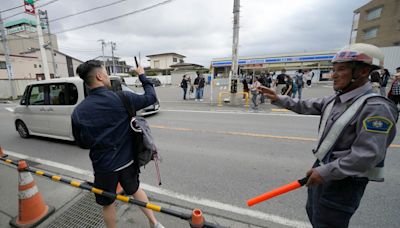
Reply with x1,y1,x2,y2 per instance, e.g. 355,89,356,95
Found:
0,4,24,13
54,0,174,34
3,0,61,20
50,0,128,22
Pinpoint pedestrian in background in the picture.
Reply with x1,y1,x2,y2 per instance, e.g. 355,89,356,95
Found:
283,75,293,96
72,60,164,228
259,72,268,103
388,72,400,110
370,71,381,94
380,68,390,96
294,69,305,99
274,69,288,95
258,43,398,228
304,69,314,87
194,72,206,101
180,75,188,100
242,78,249,100
250,77,261,109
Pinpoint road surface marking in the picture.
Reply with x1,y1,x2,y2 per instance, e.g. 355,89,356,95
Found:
4,150,311,228
150,124,400,148
161,109,318,118
271,109,290,112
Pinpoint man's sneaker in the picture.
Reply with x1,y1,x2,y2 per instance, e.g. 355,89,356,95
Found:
200,99,204,101
152,222,165,228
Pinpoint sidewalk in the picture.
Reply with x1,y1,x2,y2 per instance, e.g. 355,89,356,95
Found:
0,158,267,228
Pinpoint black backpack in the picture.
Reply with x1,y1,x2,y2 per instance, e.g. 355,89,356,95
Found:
116,91,162,185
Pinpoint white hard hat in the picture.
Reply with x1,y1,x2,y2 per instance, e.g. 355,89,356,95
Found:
332,43,384,69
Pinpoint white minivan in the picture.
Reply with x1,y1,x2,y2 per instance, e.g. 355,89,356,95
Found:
14,77,159,141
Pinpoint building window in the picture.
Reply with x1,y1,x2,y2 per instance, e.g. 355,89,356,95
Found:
34,64,37,68
39,64,42,68
366,7,383,21
173,57,177,62
0,61,7,69
154,60,160,68
363,27,378,39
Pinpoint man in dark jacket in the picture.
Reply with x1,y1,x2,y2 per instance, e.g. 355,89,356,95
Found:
71,60,164,228
194,72,206,101
180,75,188,100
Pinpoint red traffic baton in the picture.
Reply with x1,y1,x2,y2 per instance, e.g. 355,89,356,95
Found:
247,176,309,207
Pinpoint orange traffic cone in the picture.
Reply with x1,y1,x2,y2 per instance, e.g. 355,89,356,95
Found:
190,209,205,228
10,160,54,228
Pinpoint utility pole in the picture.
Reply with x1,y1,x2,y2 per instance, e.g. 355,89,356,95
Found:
98,39,106,68
42,10,57,77
229,0,240,94
110,41,116,75
36,9,51,80
0,12,17,99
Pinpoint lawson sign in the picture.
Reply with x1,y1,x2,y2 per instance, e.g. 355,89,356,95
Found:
212,54,335,67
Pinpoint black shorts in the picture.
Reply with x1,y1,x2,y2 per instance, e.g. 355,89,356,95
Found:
93,164,140,206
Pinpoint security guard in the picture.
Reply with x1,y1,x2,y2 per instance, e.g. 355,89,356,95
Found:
258,43,398,228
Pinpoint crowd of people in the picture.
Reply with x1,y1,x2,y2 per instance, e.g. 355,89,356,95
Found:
180,72,206,101
242,68,315,109
370,67,400,109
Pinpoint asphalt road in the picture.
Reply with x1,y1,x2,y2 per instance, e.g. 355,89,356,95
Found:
1,84,399,227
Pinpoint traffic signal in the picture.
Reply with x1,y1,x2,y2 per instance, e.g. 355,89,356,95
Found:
230,79,237,93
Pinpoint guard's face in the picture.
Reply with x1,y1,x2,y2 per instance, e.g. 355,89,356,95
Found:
332,62,352,91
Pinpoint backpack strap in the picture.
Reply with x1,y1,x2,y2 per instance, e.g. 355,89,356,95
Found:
116,91,136,117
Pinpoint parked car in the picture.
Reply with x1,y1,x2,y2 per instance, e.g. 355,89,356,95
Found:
109,76,160,116
148,78,162,87
14,76,159,141
134,77,161,87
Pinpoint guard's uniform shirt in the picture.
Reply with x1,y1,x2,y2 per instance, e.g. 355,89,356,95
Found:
71,74,157,173
273,83,398,182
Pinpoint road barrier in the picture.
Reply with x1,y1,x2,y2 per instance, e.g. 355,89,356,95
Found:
0,150,224,228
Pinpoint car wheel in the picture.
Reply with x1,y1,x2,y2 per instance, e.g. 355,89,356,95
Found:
16,121,30,138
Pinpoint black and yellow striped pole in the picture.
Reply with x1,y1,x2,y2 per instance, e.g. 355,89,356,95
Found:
0,154,223,228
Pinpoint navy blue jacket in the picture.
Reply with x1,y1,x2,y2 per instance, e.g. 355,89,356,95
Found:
71,75,157,173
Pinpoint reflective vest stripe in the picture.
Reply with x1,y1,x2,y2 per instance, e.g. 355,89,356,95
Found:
314,93,384,181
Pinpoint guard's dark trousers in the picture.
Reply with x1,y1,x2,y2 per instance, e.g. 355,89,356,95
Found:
306,176,368,228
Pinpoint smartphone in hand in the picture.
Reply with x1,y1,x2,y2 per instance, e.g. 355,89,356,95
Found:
134,56,139,68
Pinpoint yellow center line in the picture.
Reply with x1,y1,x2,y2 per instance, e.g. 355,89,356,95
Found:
150,124,400,148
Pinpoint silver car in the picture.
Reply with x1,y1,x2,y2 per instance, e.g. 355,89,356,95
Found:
14,77,159,141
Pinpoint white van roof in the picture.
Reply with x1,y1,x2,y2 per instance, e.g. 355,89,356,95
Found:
27,77,83,86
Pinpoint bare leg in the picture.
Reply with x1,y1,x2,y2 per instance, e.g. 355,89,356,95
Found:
103,204,116,228
133,188,158,226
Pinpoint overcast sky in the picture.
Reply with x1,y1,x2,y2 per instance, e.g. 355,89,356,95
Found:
2,0,370,67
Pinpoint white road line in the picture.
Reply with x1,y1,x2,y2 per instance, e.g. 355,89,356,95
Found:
5,150,311,228
161,109,319,118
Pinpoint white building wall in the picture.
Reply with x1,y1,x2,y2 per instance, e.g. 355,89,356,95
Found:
381,46,400,74
0,55,41,79
149,55,182,69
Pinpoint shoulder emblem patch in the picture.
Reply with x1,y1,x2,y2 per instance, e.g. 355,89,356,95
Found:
363,116,393,134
